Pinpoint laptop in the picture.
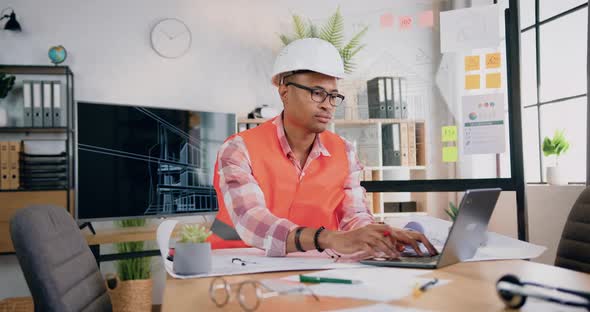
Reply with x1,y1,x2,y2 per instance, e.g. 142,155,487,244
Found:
360,188,501,269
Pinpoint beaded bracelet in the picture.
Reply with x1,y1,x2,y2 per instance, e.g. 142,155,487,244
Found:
313,226,326,252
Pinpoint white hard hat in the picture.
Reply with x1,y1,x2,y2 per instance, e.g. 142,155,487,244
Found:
271,38,345,86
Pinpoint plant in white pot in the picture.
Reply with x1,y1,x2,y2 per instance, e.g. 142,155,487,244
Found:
542,129,570,185
174,224,213,275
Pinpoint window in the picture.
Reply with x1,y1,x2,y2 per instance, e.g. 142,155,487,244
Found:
520,1,588,184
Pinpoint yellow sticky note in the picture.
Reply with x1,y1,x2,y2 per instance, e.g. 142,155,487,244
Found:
465,75,480,90
486,73,501,88
442,126,458,142
486,53,501,68
464,55,480,71
443,146,458,163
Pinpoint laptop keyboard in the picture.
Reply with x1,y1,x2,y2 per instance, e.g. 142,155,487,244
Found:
398,255,440,263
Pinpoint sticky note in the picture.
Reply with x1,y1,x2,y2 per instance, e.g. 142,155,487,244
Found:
400,16,413,30
464,56,480,71
419,10,434,28
380,13,394,28
443,146,458,163
465,74,480,90
442,126,458,142
486,53,501,68
486,73,501,88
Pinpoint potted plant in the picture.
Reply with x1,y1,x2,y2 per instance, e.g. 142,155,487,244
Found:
279,7,368,74
0,73,15,127
542,129,570,185
173,224,213,275
445,201,459,222
106,219,152,312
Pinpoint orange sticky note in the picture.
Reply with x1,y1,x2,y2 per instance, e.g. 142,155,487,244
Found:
380,12,394,28
464,56,480,71
400,16,413,30
465,75,480,90
486,53,501,68
486,73,501,88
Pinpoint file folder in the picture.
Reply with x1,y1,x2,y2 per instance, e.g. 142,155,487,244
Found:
22,81,33,127
52,81,63,127
408,122,417,166
381,123,401,166
400,122,409,166
32,81,43,127
8,141,21,190
385,78,394,118
42,81,53,127
400,78,408,119
0,142,9,190
367,77,388,119
393,78,402,119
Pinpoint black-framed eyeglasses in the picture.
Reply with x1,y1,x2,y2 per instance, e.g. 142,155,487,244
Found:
285,82,345,107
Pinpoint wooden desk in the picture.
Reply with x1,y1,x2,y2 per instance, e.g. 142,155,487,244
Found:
162,260,590,311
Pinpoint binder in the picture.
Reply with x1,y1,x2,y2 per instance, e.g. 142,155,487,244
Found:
22,81,33,127
52,81,62,127
32,81,43,127
392,123,401,166
385,78,394,118
392,78,402,119
400,78,408,119
8,141,21,190
42,81,53,127
367,77,387,119
408,122,417,166
381,123,401,166
0,142,9,190
400,122,409,166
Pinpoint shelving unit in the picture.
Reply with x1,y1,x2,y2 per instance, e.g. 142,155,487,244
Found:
0,65,75,253
237,117,428,218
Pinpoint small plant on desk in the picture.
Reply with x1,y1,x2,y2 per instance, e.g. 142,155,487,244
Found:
445,202,459,222
174,224,213,275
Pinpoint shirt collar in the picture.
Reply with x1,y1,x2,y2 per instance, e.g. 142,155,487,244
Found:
272,113,331,159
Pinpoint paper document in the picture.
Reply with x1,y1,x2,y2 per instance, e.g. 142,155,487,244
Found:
156,220,365,279
462,93,506,155
328,303,434,312
440,4,501,52
385,215,546,261
283,268,449,302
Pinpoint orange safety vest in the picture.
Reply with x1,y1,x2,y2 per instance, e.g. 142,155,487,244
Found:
208,118,350,249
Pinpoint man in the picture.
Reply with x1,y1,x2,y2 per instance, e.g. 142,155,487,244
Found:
208,38,437,258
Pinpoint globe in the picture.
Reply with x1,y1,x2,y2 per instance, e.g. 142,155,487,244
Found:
48,46,67,65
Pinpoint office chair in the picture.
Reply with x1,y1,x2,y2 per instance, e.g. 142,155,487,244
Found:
10,205,112,311
555,187,590,273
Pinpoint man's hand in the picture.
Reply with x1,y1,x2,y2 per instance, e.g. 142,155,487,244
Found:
320,224,438,258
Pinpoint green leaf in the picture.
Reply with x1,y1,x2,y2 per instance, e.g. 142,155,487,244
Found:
319,7,344,49
292,14,308,39
542,130,570,157
308,22,319,38
279,34,293,46
542,137,555,157
342,25,368,54
114,219,151,280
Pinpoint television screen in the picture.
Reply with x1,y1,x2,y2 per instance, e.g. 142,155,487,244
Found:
76,102,236,221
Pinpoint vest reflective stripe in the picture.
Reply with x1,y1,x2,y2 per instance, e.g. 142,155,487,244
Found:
208,118,349,249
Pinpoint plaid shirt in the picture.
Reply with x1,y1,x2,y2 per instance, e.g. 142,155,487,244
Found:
216,116,374,256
